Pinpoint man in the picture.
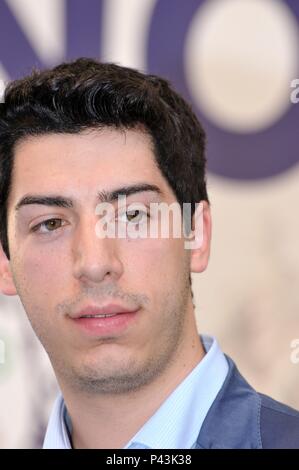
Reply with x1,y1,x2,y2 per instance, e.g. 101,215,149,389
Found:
0,58,298,449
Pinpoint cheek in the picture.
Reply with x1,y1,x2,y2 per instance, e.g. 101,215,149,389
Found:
25,253,58,284
10,250,66,349
122,237,187,289
12,246,67,302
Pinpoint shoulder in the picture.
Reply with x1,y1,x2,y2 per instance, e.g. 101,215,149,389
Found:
259,393,299,449
196,354,299,449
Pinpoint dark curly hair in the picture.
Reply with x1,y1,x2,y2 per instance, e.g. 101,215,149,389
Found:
0,57,208,260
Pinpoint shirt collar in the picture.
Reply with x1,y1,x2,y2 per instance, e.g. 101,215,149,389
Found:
124,335,228,449
43,391,72,449
43,335,228,449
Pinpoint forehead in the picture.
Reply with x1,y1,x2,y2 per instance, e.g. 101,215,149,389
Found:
9,128,174,204
13,127,156,176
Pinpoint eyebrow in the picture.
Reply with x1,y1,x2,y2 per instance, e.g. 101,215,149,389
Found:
14,183,163,212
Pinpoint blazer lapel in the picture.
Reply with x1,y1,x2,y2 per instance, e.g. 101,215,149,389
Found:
195,355,263,449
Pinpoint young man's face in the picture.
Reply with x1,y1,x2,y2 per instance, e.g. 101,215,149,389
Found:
3,128,210,394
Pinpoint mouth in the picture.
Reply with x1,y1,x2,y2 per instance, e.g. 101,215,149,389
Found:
70,303,140,336
80,313,119,318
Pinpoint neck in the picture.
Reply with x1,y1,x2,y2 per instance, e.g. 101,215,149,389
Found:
57,313,205,449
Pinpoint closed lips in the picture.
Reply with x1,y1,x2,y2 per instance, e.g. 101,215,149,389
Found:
73,304,139,319
80,313,119,318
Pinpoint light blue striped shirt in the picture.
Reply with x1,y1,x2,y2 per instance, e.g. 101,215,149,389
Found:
43,335,228,449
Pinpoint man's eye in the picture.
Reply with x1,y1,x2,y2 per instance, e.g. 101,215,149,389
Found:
118,210,148,223
31,218,65,234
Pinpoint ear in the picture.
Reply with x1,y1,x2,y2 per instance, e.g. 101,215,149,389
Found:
186,201,212,273
0,243,17,296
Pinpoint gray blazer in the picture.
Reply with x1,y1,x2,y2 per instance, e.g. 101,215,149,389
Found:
195,355,299,449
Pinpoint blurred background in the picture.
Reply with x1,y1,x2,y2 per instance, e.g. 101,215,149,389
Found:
0,0,299,448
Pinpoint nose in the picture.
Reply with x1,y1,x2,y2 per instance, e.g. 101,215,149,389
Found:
72,216,124,284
